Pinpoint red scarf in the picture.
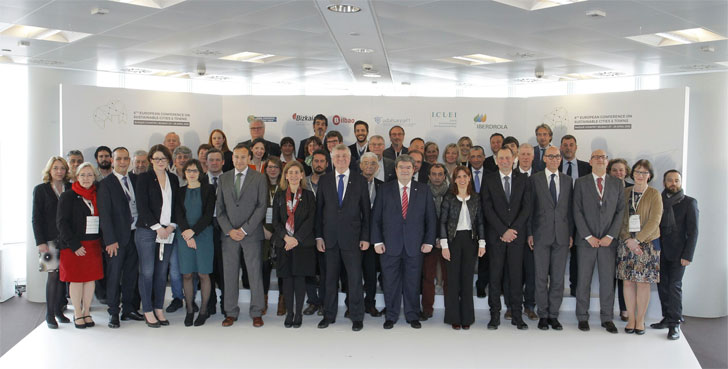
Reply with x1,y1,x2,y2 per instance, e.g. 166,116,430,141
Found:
72,181,98,215
285,187,303,236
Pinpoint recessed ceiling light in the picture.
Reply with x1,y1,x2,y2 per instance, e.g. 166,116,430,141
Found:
512,51,536,58
627,27,726,47
700,46,715,52
0,24,91,43
716,61,728,68
493,0,587,11
349,32,360,36
585,9,606,17
220,51,290,64
401,81,411,86
1,48,11,52
362,73,381,78
514,77,540,83
109,0,186,9
327,4,361,13
439,53,512,66
351,48,374,54
27,58,64,65
591,71,626,78
679,64,717,71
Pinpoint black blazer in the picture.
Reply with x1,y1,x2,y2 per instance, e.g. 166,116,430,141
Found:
135,170,179,229
238,138,282,159
175,182,216,235
415,161,431,184
32,182,70,246
98,173,137,247
383,145,408,161
481,171,532,245
559,159,592,179
439,192,486,243
222,150,233,173
660,195,699,262
349,142,369,163
315,170,371,249
382,157,396,182
483,156,498,173
57,188,100,251
272,189,317,276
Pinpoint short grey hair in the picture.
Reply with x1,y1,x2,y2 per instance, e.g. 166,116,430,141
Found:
173,145,192,157
66,150,83,159
395,154,415,168
360,152,378,162
133,149,147,158
251,118,264,126
76,162,98,179
332,144,350,157
518,143,533,153
369,135,385,144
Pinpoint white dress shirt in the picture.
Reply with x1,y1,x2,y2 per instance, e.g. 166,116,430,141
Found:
441,195,486,249
335,168,350,200
519,167,532,177
375,158,385,182
544,168,560,200
585,172,612,241
151,173,175,230
113,170,137,230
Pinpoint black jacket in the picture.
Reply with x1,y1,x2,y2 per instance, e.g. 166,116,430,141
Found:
315,170,371,249
481,171,532,245
439,192,486,243
660,195,699,262
32,182,70,246
135,170,179,229
98,173,137,247
272,189,317,276
57,188,101,251
174,182,216,235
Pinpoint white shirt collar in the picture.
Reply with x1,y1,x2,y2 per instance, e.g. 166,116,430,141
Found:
113,170,129,182
398,180,412,190
592,172,606,181
234,167,249,177
499,170,513,181
519,167,532,175
545,168,559,178
335,168,350,177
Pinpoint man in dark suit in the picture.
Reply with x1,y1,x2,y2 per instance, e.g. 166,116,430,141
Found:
408,150,430,184
205,148,225,315
238,118,281,158
651,170,699,340
468,145,488,297
372,154,437,329
298,114,328,160
368,135,396,182
532,124,553,173
324,130,345,173
573,149,625,334
359,152,384,317
483,133,503,173
527,147,574,331
349,120,370,163
382,125,408,160
97,147,143,328
315,144,371,331
481,147,531,330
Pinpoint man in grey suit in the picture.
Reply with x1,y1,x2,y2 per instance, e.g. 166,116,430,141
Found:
527,147,573,331
216,143,268,328
573,149,625,333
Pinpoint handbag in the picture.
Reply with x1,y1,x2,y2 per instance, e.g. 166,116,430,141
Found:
39,240,60,272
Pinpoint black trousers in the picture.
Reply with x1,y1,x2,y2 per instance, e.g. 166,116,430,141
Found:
658,257,686,326
476,253,489,292
444,231,477,326
324,245,364,321
488,241,525,314
569,246,578,295
305,250,325,306
282,276,306,316
104,233,139,316
503,247,536,310
210,219,224,311
361,246,380,310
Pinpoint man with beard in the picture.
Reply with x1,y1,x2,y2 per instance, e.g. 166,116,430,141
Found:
383,125,408,160
131,150,149,175
66,150,84,181
298,114,328,160
651,170,698,340
349,120,370,163
303,150,329,316
95,146,113,179
421,163,449,320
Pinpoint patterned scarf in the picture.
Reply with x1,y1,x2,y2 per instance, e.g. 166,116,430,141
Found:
285,187,303,236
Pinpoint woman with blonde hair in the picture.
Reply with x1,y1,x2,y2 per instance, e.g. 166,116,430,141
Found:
442,143,459,178
456,136,473,166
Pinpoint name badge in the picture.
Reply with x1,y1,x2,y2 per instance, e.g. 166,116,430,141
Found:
628,214,641,233
266,207,273,224
86,216,100,234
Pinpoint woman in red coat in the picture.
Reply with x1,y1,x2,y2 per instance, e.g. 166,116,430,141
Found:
57,162,104,329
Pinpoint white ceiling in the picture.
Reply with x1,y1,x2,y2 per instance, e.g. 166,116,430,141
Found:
0,0,726,86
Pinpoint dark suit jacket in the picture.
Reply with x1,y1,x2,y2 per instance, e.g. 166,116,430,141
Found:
315,170,371,249
174,182,216,235
483,156,498,173
481,171,531,245
572,174,625,246
349,142,369,163
371,180,437,257
439,192,486,243
239,138,281,158
415,161,431,184
382,157,396,182
383,145,408,161
660,194,699,262
98,173,137,247
559,159,592,180
532,146,549,173
222,150,233,173
528,171,574,246
272,189,317,275
32,182,70,246
57,187,101,251
135,170,179,229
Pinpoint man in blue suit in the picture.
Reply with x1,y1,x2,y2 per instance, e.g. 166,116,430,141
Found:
372,154,437,329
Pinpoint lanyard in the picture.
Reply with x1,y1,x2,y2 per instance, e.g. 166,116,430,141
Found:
82,198,95,215
631,188,643,212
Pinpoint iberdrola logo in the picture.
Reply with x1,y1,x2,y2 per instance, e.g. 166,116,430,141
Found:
473,113,487,123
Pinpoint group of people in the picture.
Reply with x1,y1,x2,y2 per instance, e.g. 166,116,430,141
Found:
32,115,698,341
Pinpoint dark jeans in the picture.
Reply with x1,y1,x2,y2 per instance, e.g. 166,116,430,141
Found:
104,232,139,316
135,227,174,312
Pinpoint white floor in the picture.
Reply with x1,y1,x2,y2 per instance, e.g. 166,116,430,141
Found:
0,291,700,369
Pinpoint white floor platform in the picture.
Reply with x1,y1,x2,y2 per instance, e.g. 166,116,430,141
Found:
0,294,700,369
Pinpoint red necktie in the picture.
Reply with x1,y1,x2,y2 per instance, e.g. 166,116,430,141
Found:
401,186,409,219
597,177,604,199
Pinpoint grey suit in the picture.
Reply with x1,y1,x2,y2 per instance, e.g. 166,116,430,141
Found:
529,171,573,319
572,174,625,323
216,168,268,319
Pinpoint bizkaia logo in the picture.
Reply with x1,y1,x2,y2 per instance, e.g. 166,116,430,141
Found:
332,115,356,125
291,113,316,122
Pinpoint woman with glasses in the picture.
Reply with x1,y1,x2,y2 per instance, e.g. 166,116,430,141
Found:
175,159,215,327
135,144,179,327
617,159,663,335
262,156,285,316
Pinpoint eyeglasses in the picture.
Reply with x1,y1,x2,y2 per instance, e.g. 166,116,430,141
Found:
151,157,168,163
591,155,607,160
267,166,280,170
544,154,561,159
185,169,199,173
633,170,650,176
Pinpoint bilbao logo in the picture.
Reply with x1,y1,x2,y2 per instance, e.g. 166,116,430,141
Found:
332,114,355,125
473,113,487,123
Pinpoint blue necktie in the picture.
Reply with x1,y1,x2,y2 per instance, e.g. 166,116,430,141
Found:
337,174,345,207
566,161,573,177
540,148,545,162
121,176,131,202
474,170,481,193
549,173,557,205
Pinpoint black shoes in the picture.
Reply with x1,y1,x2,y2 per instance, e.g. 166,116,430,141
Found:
537,318,549,330
194,312,209,327
601,321,618,334
625,327,635,334
488,313,500,330
548,318,563,330
635,326,646,335
650,319,668,329
668,325,681,340
318,318,334,329
512,318,528,330
292,315,302,328
578,321,590,331
184,313,194,327
121,311,144,321
367,306,382,317
383,320,395,329
284,314,294,328
352,321,363,331
408,320,421,329
108,314,120,328
166,298,183,313
145,316,160,328
420,311,432,321
74,317,86,329
46,316,59,329
55,313,70,324
303,304,319,316
476,287,486,298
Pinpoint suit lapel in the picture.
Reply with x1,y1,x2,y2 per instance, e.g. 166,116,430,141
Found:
491,174,507,202
558,173,570,207
237,171,253,202
536,174,555,208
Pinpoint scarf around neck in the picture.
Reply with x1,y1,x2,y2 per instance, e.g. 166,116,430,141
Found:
660,189,684,236
72,181,98,215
